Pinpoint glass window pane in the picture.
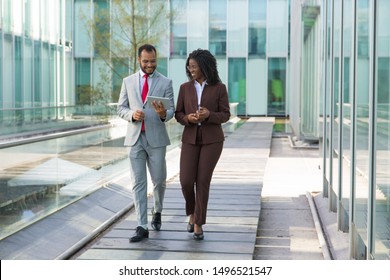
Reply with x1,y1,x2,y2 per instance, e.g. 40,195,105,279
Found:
41,0,49,41
0,0,2,30
331,0,342,212
3,34,13,109
75,58,91,105
50,46,57,107
58,48,64,107
30,0,40,39
93,0,110,57
65,51,73,106
325,0,332,192
157,57,168,77
267,0,288,55
268,58,286,115
24,38,33,109
65,0,72,43
74,0,91,57
375,0,390,260
47,0,60,44
3,0,11,33
228,58,246,115
228,0,247,57
248,0,266,57
247,58,267,115
209,0,226,57
33,41,42,122
354,0,370,259
112,58,129,101
12,0,23,35
15,37,23,108
340,0,354,232
0,34,2,102
34,41,41,106
188,0,207,51
170,0,187,57
42,43,50,107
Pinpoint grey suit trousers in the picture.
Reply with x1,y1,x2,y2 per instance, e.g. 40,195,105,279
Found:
128,132,166,228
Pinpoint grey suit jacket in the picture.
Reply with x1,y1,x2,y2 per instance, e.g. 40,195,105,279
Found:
117,71,175,147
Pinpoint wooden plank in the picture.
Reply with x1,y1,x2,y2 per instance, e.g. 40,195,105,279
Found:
77,249,252,260
113,221,259,234
161,209,260,217
91,238,255,255
104,229,255,242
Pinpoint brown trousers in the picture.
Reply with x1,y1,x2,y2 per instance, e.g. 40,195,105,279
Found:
180,126,224,225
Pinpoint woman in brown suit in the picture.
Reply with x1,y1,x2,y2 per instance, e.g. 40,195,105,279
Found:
175,49,230,240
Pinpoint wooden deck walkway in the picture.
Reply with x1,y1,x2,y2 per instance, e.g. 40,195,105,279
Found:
75,118,274,260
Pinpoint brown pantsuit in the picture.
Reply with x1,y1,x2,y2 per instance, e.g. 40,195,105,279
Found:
180,127,224,225
175,81,231,227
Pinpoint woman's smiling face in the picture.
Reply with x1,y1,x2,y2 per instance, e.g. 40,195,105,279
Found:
187,59,205,83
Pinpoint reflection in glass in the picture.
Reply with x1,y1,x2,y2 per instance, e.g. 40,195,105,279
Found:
188,0,207,51
267,0,288,55
170,0,187,57
375,0,390,260
324,0,332,197
0,127,125,240
354,0,370,260
15,37,23,109
3,0,11,33
74,0,91,57
0,35,2,123
112,58,129,101
3,34,13,110
248,0,266,57
228,58,246,115
340,0,353,232
34,41,42,108
209,0,227,56
268,58,286,116
228,0,246,57
75,58,91,105
330,0,341,212
42,43,50,110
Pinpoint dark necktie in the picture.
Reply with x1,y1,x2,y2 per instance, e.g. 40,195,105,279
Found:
141,74,148,131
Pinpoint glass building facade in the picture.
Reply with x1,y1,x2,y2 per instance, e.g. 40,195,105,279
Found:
0,0,75,136
0,0,389,259
73,0,290,117
320,0,390,260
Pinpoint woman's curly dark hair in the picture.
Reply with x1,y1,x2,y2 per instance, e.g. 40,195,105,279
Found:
186,49,221,86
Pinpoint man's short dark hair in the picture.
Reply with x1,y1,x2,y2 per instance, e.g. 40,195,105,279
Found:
138,44,157,57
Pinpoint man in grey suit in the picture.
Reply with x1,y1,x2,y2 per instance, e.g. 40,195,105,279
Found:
117,44,175,242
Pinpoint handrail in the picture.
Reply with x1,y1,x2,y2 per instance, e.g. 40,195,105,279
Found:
0,124,112,149
0,105,79,111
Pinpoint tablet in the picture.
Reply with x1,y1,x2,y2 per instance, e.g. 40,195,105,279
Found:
147,96,171,109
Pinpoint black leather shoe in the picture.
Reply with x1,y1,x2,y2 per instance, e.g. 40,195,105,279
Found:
193,231,204,241
151,209,161,231
187,223,194,233
130,226,149,242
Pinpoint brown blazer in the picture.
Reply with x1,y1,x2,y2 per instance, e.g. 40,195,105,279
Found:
175,81,230,144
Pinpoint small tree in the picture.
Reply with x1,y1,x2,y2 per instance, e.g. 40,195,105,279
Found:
80,0,172,104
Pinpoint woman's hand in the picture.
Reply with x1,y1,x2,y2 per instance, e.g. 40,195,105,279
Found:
187,113,200,123
187,107,210,124
196,107,210,122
